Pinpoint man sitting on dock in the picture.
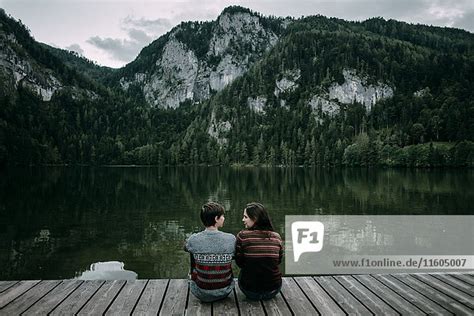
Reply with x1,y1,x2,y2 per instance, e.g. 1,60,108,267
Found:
184,202,236,302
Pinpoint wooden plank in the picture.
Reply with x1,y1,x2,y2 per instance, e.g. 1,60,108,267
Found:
393,274,473,315
430,274,474,295
335,275,398,315
106,280,147,315
22,280,83,315
279,278,317,315
0,281,18,293
262,292,292,316
374,274,451,315
294,277,343,315
2,274,472,316
234,282,265,315
353,275,425,315
77,280,126,316
159,279,188,316
316,276,371,315
415,274,474,306
132,279,168,316
185,289,212,315
451,273,474,286
0,280,40,308
50,280,104,316
0,280,61,314
203,289,231,316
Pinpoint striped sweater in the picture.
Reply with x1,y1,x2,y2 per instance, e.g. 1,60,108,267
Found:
235,229,283,292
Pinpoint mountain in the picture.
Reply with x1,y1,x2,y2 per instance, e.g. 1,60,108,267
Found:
113,6,287,108
186,15,474,167
0,8,162,165
0,6,473,167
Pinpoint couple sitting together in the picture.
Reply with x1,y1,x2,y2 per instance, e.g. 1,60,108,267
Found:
184,201,283,302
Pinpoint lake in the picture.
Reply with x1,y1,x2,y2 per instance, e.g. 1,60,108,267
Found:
0,166,472,280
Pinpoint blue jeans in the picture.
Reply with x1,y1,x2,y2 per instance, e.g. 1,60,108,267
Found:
238,281,281,300
189,279,234,303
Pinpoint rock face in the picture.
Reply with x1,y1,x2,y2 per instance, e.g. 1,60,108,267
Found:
414,87,430,97
328,69,393,111
119,10,280,108
309,96,340,116
142,38,199,108
207,110,232,146
247,96,267,113
0,32,62,101
274,69,300,97
307,69,394,120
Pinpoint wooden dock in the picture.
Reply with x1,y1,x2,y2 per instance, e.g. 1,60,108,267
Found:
0,273,473,315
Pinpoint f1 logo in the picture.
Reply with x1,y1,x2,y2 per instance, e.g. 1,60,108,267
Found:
291,221,324,262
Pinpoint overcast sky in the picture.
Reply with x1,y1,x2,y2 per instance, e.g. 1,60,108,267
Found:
1,0,473,68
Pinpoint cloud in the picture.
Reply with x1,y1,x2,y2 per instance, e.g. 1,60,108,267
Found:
423,0,473,30
86,15,173,63
65,43,84,55
127,28,153,43
452,11,474,32
122,16,173,34
87,36,144,62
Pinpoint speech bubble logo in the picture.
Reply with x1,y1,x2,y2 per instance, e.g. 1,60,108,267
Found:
292,221,324,262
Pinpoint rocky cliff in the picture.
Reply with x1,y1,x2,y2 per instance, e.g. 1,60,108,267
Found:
0,31,62,101
118,8,284,108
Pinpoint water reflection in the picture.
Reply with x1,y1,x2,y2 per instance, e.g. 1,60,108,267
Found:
320,216,468,255
77,261,137,280
0,167,472,280
326,217,395,252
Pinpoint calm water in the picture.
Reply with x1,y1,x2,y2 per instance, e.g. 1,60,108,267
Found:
0,167,473,280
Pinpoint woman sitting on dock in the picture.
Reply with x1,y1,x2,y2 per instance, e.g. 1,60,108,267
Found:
235,202,283,300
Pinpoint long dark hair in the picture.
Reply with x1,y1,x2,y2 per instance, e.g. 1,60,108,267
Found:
245,202,274,231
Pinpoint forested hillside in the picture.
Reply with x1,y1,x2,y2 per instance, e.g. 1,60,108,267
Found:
1,7,473,167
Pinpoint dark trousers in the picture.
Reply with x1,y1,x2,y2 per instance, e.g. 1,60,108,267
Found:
238,280,281,300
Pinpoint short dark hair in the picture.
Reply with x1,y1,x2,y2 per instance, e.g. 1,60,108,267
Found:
245,202,274,231
200,202,225,227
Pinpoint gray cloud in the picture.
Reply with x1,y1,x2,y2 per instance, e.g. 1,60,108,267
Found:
86,15,174,63
127,28,153,43
65,43,84,55
452,11,474,32
122,16,173,34
87,36,142,62
421,0,473,31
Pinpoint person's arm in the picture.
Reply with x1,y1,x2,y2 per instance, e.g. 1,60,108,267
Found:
183,239,188,252
278,238,284,264
235,232,245,268
184,234,193,252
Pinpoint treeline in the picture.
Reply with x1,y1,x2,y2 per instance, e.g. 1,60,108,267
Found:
0,86,195,165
